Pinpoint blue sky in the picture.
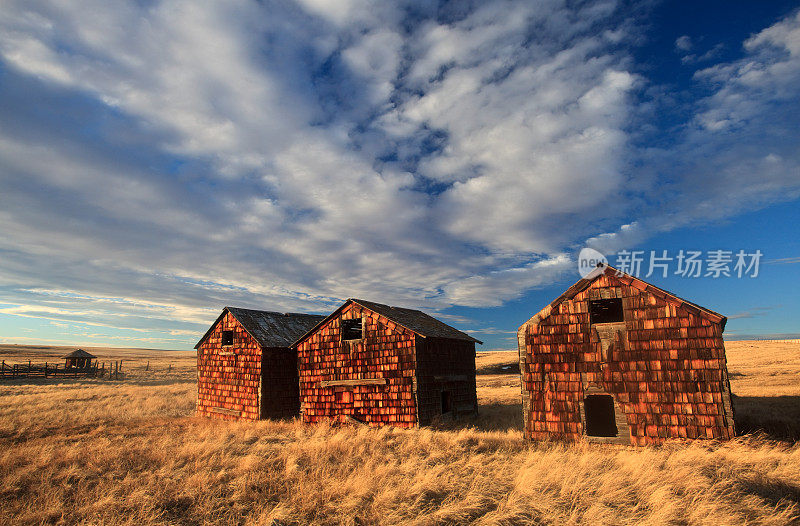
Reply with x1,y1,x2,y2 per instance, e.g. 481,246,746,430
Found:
0,1,798,351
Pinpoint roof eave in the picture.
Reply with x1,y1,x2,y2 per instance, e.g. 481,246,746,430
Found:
194,307,230,349
350,299,482,344
291,300,353,349
292,299,483,347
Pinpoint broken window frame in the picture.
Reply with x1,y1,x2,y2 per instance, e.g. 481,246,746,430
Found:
588,298,625,324
341,318,363,341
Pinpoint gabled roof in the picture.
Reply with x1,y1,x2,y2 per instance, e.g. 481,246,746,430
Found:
64,349,96,359
194,307,326,349
294,298,482,346
518,265,726,334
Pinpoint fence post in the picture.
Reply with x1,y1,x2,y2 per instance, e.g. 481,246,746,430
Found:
28,360,31,377
45,362,48,378
146,361,149,371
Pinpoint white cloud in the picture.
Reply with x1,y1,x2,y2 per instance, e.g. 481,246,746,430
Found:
341,29,403,105
636,10,800,232
442,254,572,307
680,43,724,65
386,4,639,253
584,223,647,256
0,1,798,348
675,35,692,52
693,11,800,131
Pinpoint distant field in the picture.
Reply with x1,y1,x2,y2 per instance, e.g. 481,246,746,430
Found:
0,341,798,525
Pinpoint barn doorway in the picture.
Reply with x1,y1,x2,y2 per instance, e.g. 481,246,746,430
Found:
584,395,618,437
441,390,452,414
334,389,363,422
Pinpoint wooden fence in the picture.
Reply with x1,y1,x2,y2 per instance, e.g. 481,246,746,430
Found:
0,360,125,380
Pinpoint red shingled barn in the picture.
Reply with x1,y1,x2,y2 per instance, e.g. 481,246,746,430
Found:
294,299,481,428
518,265,736,446
195,307,325,421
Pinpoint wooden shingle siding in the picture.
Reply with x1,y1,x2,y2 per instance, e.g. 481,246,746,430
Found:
197,311,261,421
296,299,480,429
297,303,419,428
519,268,735,446
195,308,324,422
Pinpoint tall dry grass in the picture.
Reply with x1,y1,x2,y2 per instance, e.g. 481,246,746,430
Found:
0,342,798,525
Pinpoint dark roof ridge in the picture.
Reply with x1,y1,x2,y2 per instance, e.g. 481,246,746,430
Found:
293,298,482,347
195,307,326,349
64,348,96,358
226,306,320,317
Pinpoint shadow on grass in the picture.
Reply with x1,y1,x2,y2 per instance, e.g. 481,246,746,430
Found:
734,395,800,442
440,394,800,440
735,474,800,508
431,400,523,433
475,362,520,375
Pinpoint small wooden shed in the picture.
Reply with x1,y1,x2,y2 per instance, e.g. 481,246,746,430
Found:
294,299,482,428
64,349,95,369
518,265,735,446
195,307,325,421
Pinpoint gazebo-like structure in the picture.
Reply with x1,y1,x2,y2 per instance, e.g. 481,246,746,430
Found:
64,349,96,369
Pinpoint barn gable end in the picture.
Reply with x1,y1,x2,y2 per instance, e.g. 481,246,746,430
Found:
197,311,263,420
295,299,480,428
196,307,325,421
518,266,735,446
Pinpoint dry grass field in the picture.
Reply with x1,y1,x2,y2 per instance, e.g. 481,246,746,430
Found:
0,341,799,525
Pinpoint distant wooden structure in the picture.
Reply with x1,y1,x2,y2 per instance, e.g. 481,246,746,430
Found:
195,307,325,421
518,265,736,446
0,353,105,379
294,299,481,428
64,349,96,369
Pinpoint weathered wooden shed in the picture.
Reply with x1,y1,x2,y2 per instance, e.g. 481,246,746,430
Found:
64,349,95,369
518,265,736,446
294,299,481,428
195,307,325,421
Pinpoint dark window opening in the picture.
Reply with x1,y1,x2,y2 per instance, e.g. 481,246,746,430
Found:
441,390,452,414
589,298,624,324
584,395,618,437
221,330,234,346
341,318,363,340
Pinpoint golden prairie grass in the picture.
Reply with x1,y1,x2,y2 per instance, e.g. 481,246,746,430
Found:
0,341,798,525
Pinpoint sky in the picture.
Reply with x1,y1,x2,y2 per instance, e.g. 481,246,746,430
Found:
0,0,798,351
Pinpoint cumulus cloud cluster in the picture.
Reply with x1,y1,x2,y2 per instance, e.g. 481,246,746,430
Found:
0,1,798,346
